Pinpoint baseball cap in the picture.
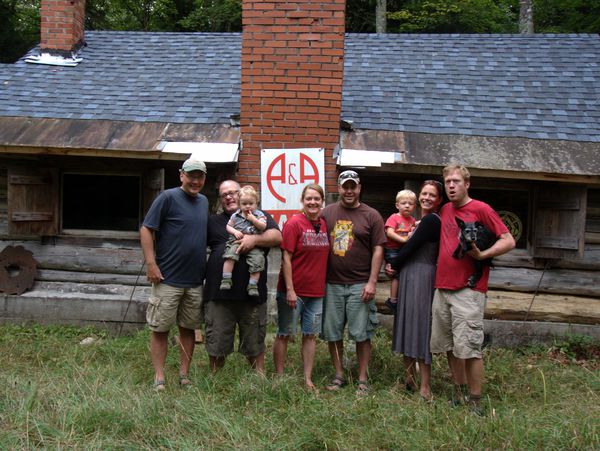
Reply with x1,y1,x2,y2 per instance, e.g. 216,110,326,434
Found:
182,158,207,174
338,170,360,185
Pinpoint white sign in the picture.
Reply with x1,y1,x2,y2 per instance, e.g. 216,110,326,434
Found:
261,148,325,227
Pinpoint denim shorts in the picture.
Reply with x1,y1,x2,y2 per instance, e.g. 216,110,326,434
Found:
430,288,486,359
146,283,203,332
384,247,401,265
321,282,378,343
276,292,323,336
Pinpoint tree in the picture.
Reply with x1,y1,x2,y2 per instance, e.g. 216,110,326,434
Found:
388,0,519,33
0,0,39,63
534,0,600,32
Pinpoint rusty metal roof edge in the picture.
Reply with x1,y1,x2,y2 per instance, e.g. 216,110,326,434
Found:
0,116,239,158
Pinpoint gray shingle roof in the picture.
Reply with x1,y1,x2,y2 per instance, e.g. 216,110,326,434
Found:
1,31,241,125
342,34,600,142
0,31,598,142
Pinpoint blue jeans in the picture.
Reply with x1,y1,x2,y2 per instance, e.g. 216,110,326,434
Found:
276,292,323,336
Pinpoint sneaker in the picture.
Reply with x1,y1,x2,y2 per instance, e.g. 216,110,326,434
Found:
384,298,397,312
247,283,259,297
219,278,232,290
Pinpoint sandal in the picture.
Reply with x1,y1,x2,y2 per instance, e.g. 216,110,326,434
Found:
356,380,370,397
325,376,347,391
179,374,192,387
153,379,166,392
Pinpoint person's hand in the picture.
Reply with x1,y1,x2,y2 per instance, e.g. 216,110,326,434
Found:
145,262,164,285
286,290,297,309
467,242,485,260
233,230,244,240
384,263,397,278
361,281,377,303
235,234,257,254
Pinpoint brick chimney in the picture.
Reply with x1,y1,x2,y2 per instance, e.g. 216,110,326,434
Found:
240,0,346,194
40,0,86,56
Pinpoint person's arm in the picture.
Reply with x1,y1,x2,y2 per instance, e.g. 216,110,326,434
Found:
226,221,243,240
385,227,410,245
362,244,384,303
281,249,297,308
468,232,515,260
140,225,163,284
235,227,282,255
390,214,440,272
247,211,267,232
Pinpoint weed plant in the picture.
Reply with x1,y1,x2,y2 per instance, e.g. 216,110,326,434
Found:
0,324,598,449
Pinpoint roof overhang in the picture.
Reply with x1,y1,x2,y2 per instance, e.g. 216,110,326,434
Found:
0,116,240,163
339,129,600,184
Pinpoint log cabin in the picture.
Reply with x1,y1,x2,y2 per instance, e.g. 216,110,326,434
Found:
0,0,599,343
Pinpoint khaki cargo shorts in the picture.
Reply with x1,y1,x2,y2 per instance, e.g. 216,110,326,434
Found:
146,283,203,332
430,288,486,359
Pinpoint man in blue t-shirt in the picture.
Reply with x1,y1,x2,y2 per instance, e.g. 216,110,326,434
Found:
140,157,209,391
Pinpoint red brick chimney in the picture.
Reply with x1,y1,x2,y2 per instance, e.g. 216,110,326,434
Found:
240,0,345,194
40,0,86,56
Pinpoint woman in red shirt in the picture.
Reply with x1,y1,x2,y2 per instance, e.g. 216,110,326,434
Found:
273,184,330,391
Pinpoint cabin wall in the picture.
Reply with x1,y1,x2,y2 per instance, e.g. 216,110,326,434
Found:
0,158,599,332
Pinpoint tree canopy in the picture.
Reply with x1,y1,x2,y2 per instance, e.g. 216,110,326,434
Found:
1,0,599,62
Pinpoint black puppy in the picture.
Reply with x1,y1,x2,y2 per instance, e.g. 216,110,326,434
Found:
452,217,496,288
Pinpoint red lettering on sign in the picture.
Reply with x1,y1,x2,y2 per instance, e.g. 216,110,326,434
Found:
266,154,286,203
300,153,319,184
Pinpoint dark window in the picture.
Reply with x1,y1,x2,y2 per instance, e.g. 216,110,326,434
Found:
470,188,529,249
62,174,141,231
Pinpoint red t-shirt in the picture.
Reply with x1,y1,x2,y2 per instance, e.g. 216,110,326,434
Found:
276,213,330,297
384,213,416,249
435,199,509,293
321,202,387,284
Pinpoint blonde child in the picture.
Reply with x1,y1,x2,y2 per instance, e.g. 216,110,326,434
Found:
384,189,417,311
220,185,267,297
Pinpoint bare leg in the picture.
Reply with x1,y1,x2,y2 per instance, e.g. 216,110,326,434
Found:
447,351,467,384
222,259,234,274
301,335,317,390
390,278,399,301
178,326,195,378
328,340,345,379
150,331,169,383
356,340,371,382
403,356,417,390
465,357,484,396
194,329,204,343
418,360,432,400
209,355,225,373
273,335,290,375
247,352,265,375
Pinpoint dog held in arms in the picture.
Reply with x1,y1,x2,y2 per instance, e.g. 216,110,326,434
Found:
452,217,497,288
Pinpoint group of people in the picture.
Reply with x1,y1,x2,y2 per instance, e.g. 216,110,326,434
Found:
140,157,515,413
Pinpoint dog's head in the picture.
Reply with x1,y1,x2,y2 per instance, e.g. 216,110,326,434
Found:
455,217,484,245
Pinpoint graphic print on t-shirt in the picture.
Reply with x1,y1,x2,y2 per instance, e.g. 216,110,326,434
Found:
332,220,354,256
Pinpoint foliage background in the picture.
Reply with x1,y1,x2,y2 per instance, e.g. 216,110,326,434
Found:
1,0,599,62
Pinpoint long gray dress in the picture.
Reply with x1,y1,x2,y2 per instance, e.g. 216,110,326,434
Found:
391,213,440,364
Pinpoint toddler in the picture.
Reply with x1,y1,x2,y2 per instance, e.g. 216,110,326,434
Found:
220,185,267,297
384,189,417,311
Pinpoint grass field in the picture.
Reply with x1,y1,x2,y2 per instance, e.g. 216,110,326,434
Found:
0,324,598,449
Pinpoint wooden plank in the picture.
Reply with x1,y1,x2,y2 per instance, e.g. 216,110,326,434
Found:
8,175,50,185
11,212,53,221
535,237,579,250
485,290,600,325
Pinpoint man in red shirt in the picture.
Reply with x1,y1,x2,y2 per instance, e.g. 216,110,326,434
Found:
431,164,515,414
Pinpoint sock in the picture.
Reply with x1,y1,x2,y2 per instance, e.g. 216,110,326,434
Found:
222,272,232,279
249,279,258,286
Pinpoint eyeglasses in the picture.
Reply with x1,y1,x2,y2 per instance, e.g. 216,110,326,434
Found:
338,170,359,184
220,190,239,199
312,222,321,234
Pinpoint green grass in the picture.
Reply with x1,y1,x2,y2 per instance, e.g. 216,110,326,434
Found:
0,324,598,449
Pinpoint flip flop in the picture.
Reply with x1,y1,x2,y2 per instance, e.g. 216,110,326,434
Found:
153,379,166,392
356,380,370,397
179,374,192,387
325,376,347,391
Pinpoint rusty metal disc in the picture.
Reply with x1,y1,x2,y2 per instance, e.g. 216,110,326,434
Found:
0,245,38,295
